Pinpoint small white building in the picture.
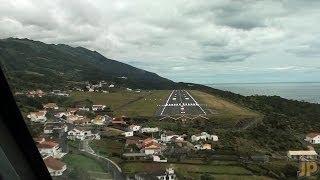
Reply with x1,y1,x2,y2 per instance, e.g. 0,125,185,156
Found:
287,150,318,161
152,155,168,162
191,132,218,142
140,127,159,133
123,131,134,137
109,84,115,88
142,142,161,155
27,110,47,122
161,132,184,142
37,140,66,158
67,128,93,140
44,156,67,176
128,125,141,132
54,112,67,118
92,104,106,111
305,133,320,144
43,123,68,134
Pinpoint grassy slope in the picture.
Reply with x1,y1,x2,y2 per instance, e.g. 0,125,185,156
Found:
63,154,104,172
121,162,272,179
117,90,169,116
71,90,170,117
190,90,262,127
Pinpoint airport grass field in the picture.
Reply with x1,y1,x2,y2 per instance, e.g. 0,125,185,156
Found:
71,90,260,121
71,90,169,117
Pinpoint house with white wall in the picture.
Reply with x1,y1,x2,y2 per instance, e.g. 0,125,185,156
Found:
128,125,141,132
305,133,320,144
140,127,159,133
123,131,134,137
191,132,218,142
161,132,184,142
27,110,47,122
36,140,66,158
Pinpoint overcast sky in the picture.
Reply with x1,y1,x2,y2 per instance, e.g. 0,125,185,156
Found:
0,0,320,84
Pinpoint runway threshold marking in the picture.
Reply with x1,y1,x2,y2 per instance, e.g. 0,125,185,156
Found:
185,90,207,115
160,90,175,116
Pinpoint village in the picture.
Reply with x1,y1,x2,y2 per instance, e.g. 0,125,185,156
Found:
17,83,320,179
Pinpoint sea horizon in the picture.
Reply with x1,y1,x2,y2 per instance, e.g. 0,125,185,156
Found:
206,82,320,104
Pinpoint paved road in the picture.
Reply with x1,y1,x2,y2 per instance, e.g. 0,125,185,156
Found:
156,90,206,116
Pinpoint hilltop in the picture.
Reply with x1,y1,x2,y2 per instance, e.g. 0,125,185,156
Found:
0,38,175,90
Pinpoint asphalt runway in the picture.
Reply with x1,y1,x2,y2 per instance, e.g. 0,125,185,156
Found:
156,90,206,116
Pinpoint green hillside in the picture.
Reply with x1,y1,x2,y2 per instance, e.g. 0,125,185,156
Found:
0,38,175,90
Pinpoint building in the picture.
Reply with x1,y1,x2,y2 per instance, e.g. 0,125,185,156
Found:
112,117,126,125
67,128,100,140
73,117,92,126
43,123,68,134
191,132,218,142
123,131,134,137
152,155,168,162
27,110,47,122
36,140,66,158
43,156,67,176
140,127,159,133
66,108,78,115
161,132,184,142
27,89,45,97
142,138,158,147
305,133,320,144
142,142,161,155
128,125,141,132
54,112,67,118
92,115,106,125
194,144,212,150
43,103,59,110
92,104,106,111
135,168,176,180
287,150,318,161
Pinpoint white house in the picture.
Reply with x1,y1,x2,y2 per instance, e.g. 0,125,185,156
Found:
161,132,184,142
123,131,134,137
67,128,92,140
287,150,318,161
37,140,66,158
191,132,218,142
43,123,68,134
140,127,159,133
305,133,320,144
128,125,141,132
109,84,115,88
92,105,106,111
43,156,67,176
54,112,67,118
194,144,212,150
152,155,168,162
27,110,47,122
135,167,176,180
142,142,161,155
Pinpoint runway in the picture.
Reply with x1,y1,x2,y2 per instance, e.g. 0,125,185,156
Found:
156,90,206,116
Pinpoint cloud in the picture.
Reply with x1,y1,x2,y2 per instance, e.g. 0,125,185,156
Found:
0,0,320,83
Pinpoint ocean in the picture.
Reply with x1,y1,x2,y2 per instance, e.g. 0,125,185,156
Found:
207,82,320,104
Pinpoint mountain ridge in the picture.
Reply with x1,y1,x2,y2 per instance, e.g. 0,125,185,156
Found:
0,37,175,90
